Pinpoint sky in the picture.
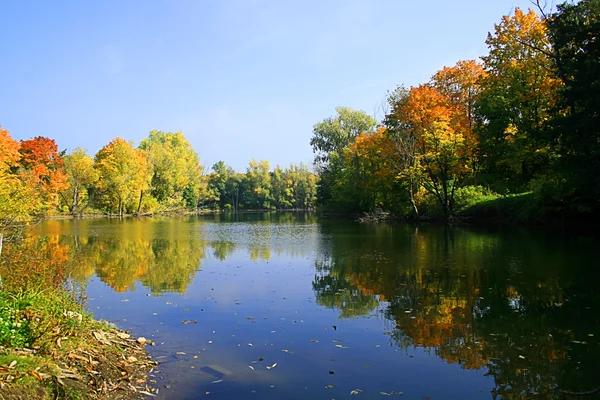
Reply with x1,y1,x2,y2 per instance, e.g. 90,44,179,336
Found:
1,0,538,172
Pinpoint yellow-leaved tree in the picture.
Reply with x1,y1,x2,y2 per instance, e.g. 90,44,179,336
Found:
94,138,150,216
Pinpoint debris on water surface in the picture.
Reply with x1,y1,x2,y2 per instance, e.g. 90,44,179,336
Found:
212,379,223,384
325,384,334,389
181,319,197,324
309,339,318,343
329,370,335,375
248,366,254,370
350,388,363,395
266,362,278,370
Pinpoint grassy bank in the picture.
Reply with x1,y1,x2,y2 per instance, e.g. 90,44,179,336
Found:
0,238,158,399
0,290,157,399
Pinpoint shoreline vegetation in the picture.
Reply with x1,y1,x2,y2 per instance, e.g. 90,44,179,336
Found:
0,1,599,398
0,291,157,400
0,237,159,399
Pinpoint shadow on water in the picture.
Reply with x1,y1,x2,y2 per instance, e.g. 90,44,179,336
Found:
34,215,600,399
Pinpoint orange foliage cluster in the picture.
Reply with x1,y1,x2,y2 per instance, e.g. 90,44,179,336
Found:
0,127,69,218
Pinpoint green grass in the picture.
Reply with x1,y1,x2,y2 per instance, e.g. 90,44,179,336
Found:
459,192,545,223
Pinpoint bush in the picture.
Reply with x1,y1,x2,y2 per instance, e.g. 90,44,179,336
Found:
454,185,498,214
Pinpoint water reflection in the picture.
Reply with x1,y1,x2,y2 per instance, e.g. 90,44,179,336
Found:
313,222,600,399
33,216,600,399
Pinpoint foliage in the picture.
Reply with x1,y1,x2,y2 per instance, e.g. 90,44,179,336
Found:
93,138,150,215
477,8,559,192
310,107,377,205
139,131,205,208
59,148,98,216
453,185,498,213
545,0,600,211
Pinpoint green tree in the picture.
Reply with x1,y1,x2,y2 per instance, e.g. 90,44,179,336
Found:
138,131,204,209
310,107,377,206
546,0,600,211
245,159,272,209
208,161,234,209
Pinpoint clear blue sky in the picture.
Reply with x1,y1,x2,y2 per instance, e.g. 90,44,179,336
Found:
1,0,536,172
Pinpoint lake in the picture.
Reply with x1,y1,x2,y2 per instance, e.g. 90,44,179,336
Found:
35,214,600,399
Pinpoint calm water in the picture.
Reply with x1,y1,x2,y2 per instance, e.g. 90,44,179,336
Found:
35,214,600,399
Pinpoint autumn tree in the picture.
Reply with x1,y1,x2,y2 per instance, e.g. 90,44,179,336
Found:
477,8,560,192
341,129,398,211
94,138,150,216
18,136,69,213
0,127,36,256
431,60,485,175
60,148,98,216
388,85,473,220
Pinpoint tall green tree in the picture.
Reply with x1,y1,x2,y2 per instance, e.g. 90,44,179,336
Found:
245,159,272,209
138,131,203,208
208,161,233,209
310,107,377,206
546,0,600,210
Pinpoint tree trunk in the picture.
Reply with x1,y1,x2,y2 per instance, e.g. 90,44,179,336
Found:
72,185,79,216
137,191,144,214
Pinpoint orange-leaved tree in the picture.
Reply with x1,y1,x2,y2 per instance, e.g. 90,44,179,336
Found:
18,136,69,214
342,128,397,211
0,128,52,257
389,84,474,220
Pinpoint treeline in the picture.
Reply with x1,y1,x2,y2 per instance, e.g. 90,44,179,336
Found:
206,160,317,211
311,1,600,221
0,128,317,231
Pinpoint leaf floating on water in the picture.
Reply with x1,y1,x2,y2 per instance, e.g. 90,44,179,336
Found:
258,357,264,361
309,339,318,343
139,390,157,397
176,352,186,355
325,385,334,389
518,355,525,359
282,349,293,354
266,363,278,370
212,379,223,384
248,366,254,370
335,344,347,348
350,389,363,395
380,392,391,396
248,343,253,347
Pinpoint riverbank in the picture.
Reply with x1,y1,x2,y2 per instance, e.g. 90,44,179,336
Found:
0,289,158,399
353,192,600,227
